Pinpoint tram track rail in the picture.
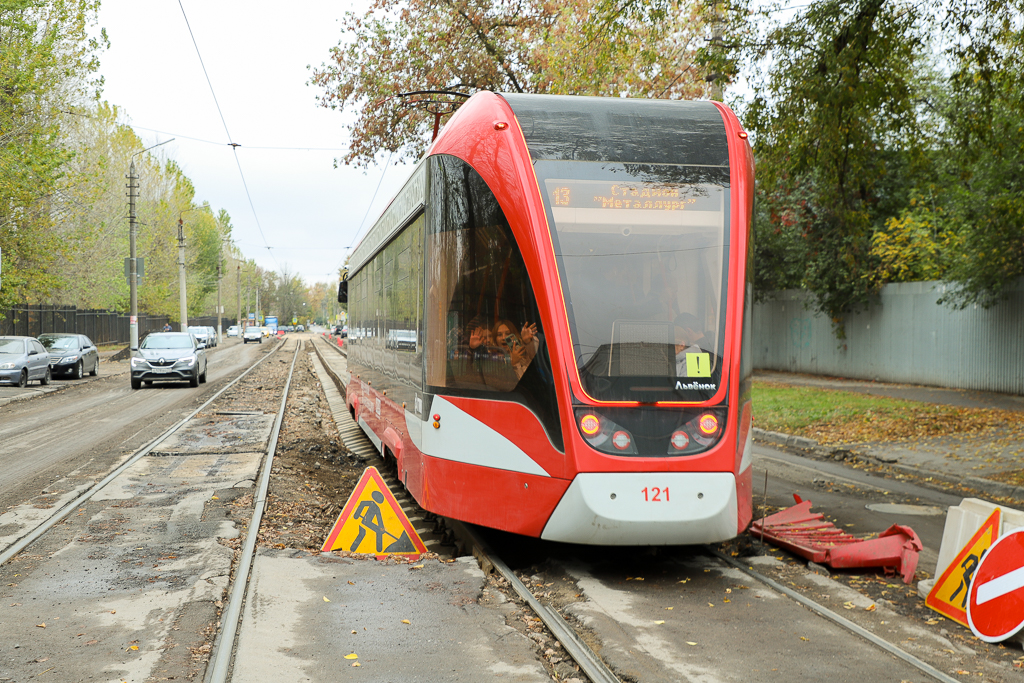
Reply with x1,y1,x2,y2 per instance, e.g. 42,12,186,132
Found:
205,342,300,683
452,527,967,683
0,340,288,567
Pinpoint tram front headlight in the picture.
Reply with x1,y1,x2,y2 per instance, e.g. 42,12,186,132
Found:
698,413,720,436
579,413,601,436
574,408,637,455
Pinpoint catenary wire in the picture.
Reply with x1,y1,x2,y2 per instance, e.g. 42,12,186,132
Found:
331,148,395,278
177,0,279,269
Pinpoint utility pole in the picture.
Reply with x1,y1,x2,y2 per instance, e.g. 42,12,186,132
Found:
216,262,223,344
126,138,173,348
236,263,241,334
177,220,188,330
128,161,140,350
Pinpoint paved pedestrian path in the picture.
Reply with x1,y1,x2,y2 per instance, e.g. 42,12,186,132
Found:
754,371,1024,502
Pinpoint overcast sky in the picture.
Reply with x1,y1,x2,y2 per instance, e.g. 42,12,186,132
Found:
94,0,412,287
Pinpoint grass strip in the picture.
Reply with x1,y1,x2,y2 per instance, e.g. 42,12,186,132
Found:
752,380,1021,446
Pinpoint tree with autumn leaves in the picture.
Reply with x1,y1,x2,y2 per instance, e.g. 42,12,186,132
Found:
309,0,723,167
0,0,243,322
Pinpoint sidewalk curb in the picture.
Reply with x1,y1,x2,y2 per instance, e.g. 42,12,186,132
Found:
751,427,1024,503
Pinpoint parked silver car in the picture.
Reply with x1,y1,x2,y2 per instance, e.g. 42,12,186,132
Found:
0,336,51,387
38,333,100,379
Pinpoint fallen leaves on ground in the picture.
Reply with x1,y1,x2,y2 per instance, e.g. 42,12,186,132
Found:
754,380,1024,446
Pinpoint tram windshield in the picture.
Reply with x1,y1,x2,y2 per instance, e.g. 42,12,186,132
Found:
536,161,730,403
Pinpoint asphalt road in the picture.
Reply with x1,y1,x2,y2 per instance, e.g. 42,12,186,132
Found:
0,339,267,511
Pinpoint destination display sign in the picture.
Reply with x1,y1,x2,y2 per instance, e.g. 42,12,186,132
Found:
545,180,722,213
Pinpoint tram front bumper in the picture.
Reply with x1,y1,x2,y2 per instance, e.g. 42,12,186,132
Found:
540,472,738,546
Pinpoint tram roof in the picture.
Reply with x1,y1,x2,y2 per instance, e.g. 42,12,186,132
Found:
346,93,730,277
501,93,729,167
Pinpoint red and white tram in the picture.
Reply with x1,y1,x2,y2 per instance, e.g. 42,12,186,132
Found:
341,92,754,545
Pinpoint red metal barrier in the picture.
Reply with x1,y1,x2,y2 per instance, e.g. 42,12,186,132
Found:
750,496,922,583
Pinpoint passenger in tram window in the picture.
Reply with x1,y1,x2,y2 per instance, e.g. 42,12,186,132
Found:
674,313,709,377
493,319,539,379
466,316,492,354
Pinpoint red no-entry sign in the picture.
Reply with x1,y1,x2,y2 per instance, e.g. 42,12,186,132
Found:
967,528,1024,643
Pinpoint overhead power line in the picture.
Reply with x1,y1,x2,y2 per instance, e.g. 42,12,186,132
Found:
177,0,279,270
326,149,395,279
129,125,350,151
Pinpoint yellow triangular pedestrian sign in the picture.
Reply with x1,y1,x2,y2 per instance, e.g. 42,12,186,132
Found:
321,467,427,557
925,508,1001,626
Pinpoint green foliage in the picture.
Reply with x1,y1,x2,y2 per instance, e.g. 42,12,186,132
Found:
745,0,931,332
0,0,105,312
749,0,1024,321
935,0,1024,307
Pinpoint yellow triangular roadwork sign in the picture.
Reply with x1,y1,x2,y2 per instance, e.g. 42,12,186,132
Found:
321,466,427,557
925,508,1002,626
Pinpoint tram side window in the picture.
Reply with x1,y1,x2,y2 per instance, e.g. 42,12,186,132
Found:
382,215,423,354
425,155,544,393
348,269,366,364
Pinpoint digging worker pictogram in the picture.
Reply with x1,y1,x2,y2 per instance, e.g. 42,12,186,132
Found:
951,552,982,608
351,490,388,552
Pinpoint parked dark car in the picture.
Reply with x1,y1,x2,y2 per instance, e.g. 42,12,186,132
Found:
0,336,51,387
130,332,207,389
38,333,99,379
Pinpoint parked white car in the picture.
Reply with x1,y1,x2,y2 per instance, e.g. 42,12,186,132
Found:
227,325,240,337
186,326,211,348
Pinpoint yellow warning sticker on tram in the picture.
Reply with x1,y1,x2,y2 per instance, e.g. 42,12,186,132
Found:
321,466,426,557
925,508,1001,627
686,353,711,377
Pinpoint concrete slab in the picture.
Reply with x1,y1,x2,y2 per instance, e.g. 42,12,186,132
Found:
152,413,274,454
234,553,550,682
559,555,952,683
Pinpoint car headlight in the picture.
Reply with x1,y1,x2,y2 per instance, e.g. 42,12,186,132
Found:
174,355,197,367
0,362,15,370
130,357,149,368
59,355,79,364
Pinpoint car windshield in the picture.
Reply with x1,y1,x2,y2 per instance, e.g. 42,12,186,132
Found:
187,327,206,335
141,335,193,350
40,336,77,350
0,339,25,354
